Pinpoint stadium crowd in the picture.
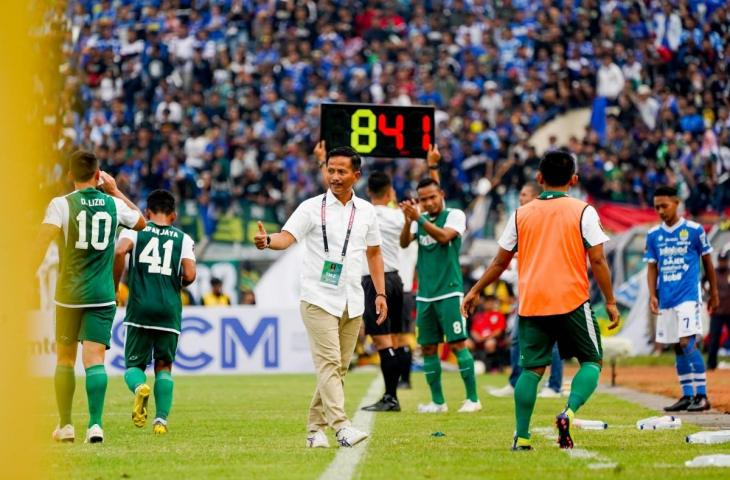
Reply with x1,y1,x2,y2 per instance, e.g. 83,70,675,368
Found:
54,0,730,239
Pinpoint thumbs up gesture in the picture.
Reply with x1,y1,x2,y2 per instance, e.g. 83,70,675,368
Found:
254,221,270,250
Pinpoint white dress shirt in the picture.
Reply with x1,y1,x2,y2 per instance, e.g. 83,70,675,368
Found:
283,189,382,318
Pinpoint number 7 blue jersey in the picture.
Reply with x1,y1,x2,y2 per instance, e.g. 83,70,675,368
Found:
643,218,712,309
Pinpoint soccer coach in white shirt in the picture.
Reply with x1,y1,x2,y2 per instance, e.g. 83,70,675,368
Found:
255,146,387,448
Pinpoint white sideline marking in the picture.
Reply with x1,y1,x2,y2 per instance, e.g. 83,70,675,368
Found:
319,376,382,480
533,426,617,469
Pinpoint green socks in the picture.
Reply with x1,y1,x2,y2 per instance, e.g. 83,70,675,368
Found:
567,362,601,413
455,348,479,402
154,370,174,420
512,362,601,441
424,351,477,405
124,367,147,393
125,368,174,420
85,364,108,428
514,369,542,440
54,365,75,426
423,354,445,405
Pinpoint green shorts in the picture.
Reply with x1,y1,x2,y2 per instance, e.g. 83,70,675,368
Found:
124,325,179,370
55,305,116,349
416,295,467,346
518,301,603,369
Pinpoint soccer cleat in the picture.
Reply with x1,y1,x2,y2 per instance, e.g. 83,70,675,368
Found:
686,395,711,412
511,436,533,451
487,384,514,398
664,396,693,412
152,418,168,435
52,424,75,443
361,394,401,412
132,384,151,428
556,410,574,449
457,399,482,413
538,387,562,398
85,424,104,444
306,430,329,448
417,402,448,413
335,427,368,447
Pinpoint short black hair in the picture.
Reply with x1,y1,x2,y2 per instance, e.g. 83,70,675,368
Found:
367,171,392,197
538,150,575,187
146,189,176,215
326,146,361,171
522,181,541,195
653,185,678,198
416,177,440,191
211,277,222,286
69,150,99,182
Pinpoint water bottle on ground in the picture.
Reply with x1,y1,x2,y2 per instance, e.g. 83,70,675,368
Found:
636,415,681,430
686,431,730,445
573,419,608,430
685,454,730,468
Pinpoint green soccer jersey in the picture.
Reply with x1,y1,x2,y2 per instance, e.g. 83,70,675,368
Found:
122,222,195,334
414,208,466,302
43,188,140,307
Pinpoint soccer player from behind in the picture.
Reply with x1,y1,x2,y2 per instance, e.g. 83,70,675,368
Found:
463,150,620,450
399,178,481,413
114,189,196,434
37,150,145,443
489,182,565,399
645,185,719,412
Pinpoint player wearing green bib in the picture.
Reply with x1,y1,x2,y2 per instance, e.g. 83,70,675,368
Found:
38,151,145,444
399,178,481,413
114,190,196,435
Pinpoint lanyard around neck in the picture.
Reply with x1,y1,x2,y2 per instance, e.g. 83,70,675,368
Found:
321,193,356,259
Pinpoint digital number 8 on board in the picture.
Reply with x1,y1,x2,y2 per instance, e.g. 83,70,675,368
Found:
350,109,377,154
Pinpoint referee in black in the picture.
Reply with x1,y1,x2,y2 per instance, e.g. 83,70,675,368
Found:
360,145,443,411
361,171,406,412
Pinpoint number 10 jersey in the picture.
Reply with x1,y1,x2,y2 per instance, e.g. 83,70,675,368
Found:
43,188,140,308
120,222,195,334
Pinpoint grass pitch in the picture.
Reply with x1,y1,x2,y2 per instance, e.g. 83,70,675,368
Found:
41,371,730,479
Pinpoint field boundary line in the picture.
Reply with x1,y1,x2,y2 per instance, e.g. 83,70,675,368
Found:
319,376,382,480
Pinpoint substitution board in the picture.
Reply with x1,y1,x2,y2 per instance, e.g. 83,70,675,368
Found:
321,103,435,158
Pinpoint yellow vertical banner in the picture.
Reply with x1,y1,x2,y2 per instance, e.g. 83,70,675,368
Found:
0,1,59,476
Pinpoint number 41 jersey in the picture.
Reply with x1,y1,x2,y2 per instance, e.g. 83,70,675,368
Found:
43,188,140,308
119,222,195,334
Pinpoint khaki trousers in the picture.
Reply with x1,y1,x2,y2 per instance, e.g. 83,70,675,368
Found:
300,301,362,432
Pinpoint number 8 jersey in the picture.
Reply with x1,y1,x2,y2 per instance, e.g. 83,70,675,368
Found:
43,188,141,308
119,222,195,333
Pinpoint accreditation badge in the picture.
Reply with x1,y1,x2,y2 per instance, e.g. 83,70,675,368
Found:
319,259,344,288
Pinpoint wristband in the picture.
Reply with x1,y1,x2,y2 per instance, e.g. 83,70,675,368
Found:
376,293,387,300
266,235,271,248
416,216,426,226
428,164,440,170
